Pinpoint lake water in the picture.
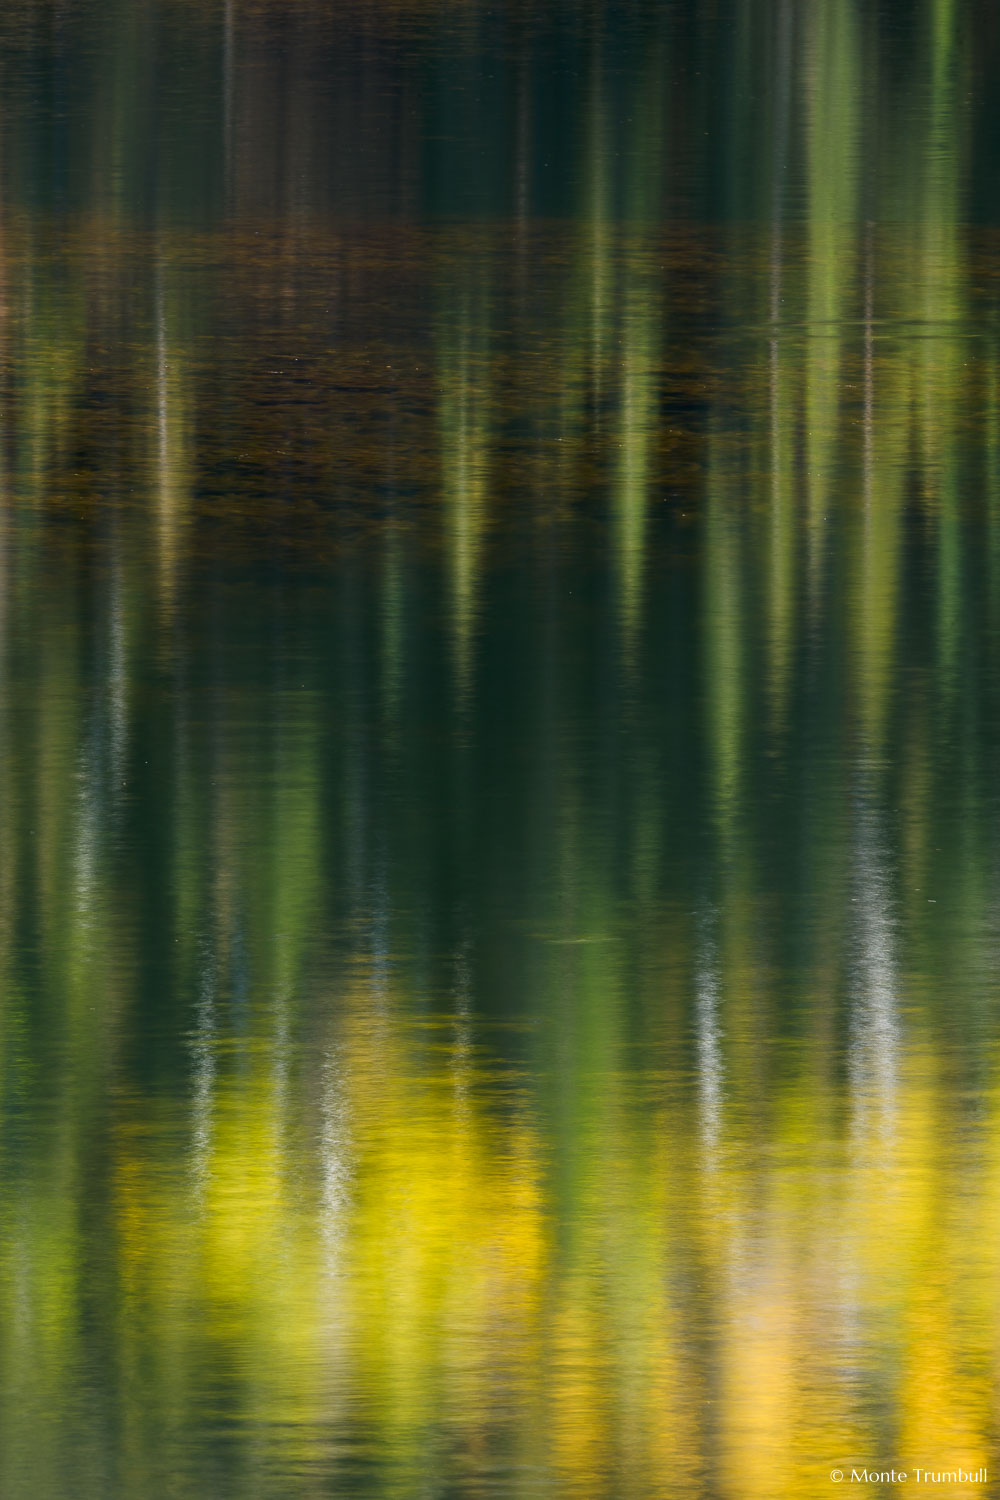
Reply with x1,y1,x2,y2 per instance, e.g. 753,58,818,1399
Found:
1,2,1000,1497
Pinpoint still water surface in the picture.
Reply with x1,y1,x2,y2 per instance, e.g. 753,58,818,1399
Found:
2,2,1000,1497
